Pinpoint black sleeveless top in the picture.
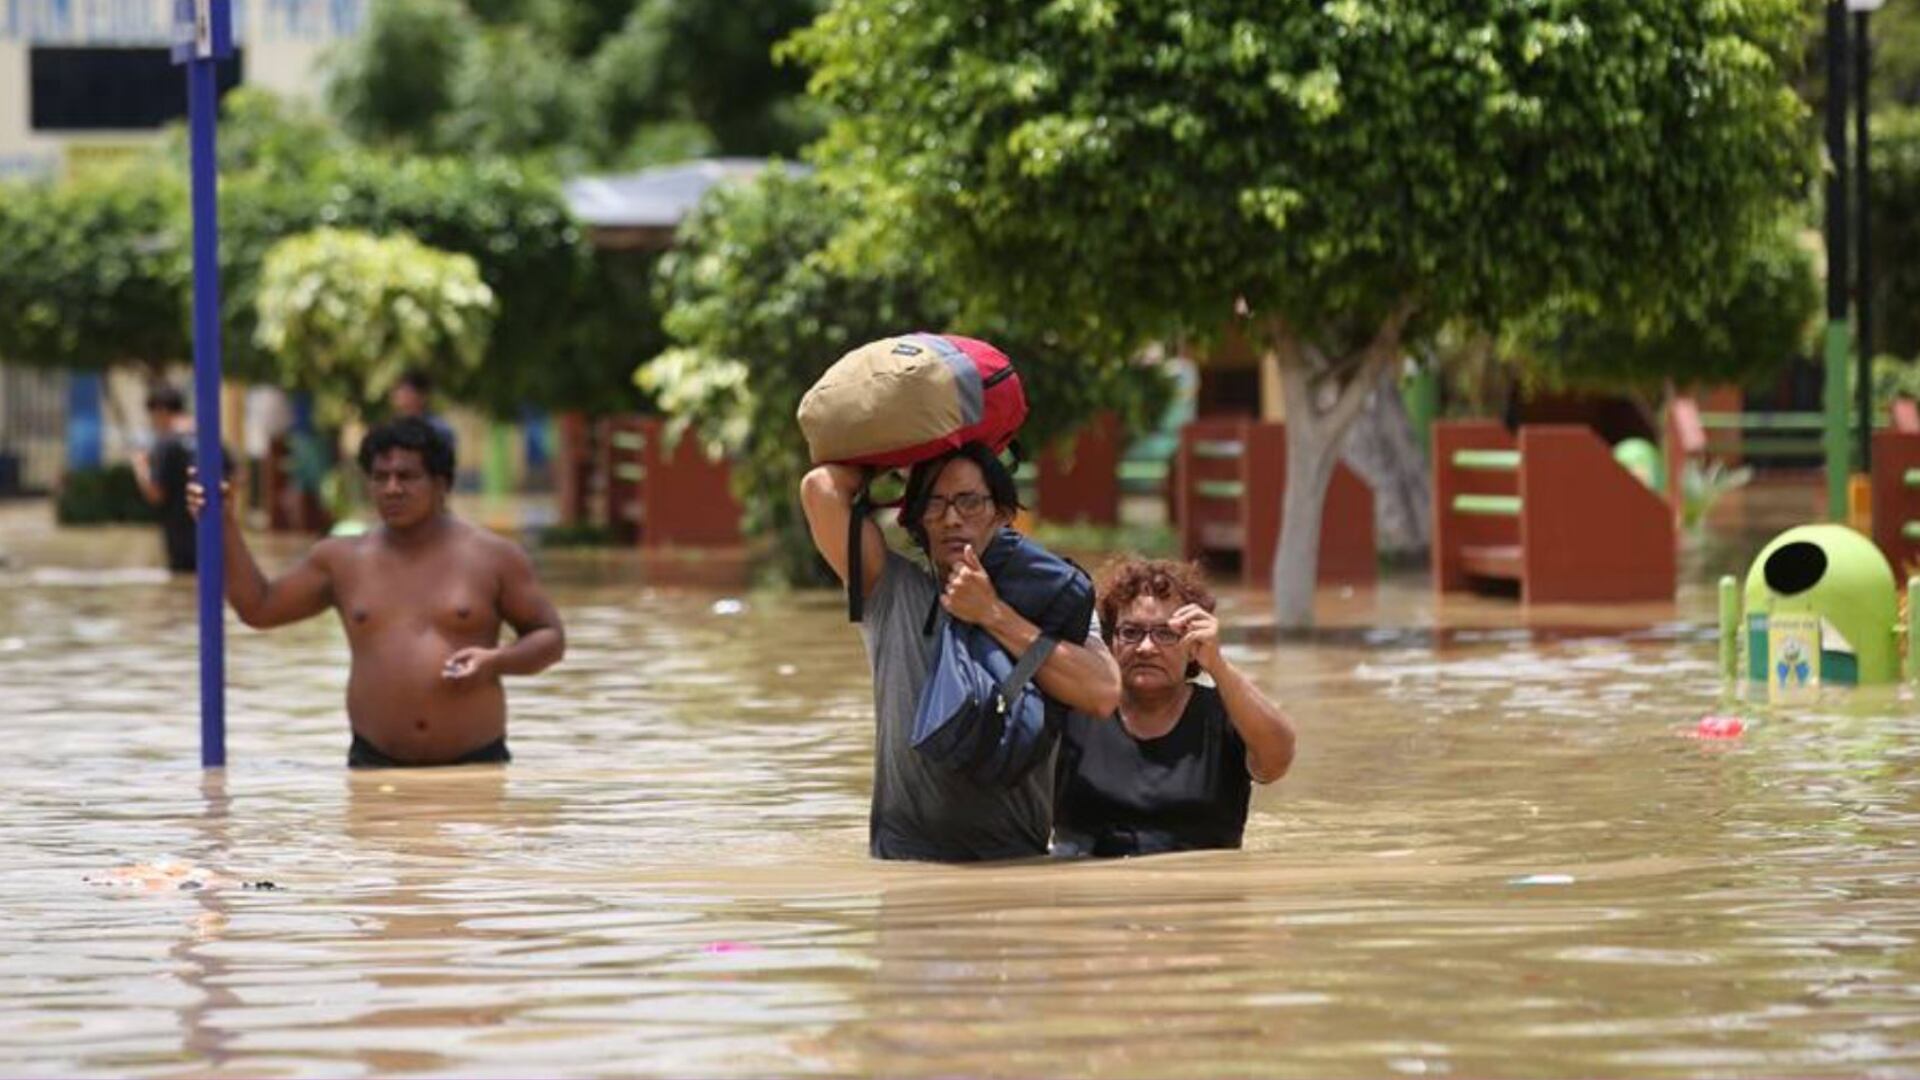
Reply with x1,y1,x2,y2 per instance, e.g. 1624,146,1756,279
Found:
1052,684,1251,858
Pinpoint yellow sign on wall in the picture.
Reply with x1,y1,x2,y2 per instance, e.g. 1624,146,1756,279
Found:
63,143,152,181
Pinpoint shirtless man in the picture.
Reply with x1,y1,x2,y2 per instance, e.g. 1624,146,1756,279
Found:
188,417,565,766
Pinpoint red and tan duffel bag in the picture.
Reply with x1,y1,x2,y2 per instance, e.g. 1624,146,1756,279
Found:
797,333,1027,468
797,333,1030,620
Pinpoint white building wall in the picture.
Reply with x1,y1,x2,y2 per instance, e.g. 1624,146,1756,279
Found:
0,0,363,179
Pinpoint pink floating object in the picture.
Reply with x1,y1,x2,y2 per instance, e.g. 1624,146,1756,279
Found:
1695,715,1746,739
703,941,757,954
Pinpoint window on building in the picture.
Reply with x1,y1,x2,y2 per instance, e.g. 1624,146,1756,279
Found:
29,47,243,131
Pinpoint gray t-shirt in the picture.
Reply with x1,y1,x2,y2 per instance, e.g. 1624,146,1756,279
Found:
860,550,1055,862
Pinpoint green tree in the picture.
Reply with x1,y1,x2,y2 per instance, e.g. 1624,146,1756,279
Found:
1519,218,1821,396
1869,106,1920,362
646,168,1168,584
222,151,602,417
326,0,476,149
254,228,495,426
590,0,823,160
330,0,821,163
441,25,593,162
791,0,1810,626
0,164,187,373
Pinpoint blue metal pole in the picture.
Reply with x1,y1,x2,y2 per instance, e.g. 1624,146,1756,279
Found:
187,54,225,768
65,372,102,470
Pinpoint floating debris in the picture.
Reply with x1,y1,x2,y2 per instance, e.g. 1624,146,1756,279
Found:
1508,873,1576,886
1692,715,1746,739
84,860,280,893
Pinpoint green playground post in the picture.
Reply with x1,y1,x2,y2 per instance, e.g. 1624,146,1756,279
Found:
1404,366,1438,461
484,420,514,499
1825,319,1851,521
1719,575,1739,680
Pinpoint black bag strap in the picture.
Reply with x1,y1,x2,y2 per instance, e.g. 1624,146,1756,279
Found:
998,634,1058,702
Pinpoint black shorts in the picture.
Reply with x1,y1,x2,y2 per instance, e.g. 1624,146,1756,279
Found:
347,734,512,769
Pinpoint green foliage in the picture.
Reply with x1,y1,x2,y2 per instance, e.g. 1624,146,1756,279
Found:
790,0,1811,361
254,228,496,426
440,25,593,163
197,87,349,180
326,0,476,149
1867,353,1920,419
790,0,1808,623
222,150,607,416
1869,5,1920,111
1869,106,1920,361
330,0,821,162
0,164,188,372
1679,457,1752,534
55,464,160,525
590,0,823,159
1517,217,1820,393
645,168,1171,584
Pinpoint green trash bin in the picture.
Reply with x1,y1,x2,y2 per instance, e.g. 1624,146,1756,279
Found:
1612,437,1661,491
1741,524,1899,685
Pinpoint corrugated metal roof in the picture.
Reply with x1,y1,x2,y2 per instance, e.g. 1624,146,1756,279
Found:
562,158,809,229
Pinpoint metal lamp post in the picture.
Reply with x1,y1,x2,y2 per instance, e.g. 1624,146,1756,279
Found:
174,0,233,768
1827,0,1885,521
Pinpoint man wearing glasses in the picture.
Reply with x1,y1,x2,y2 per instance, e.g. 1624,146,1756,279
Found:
801,442,1121,862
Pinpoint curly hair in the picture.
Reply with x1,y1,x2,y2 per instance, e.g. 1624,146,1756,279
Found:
1095,556,1216,641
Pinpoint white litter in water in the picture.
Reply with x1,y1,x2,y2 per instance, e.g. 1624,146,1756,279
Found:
711,599,746,616
776,664,797,676
1508,873,1576,886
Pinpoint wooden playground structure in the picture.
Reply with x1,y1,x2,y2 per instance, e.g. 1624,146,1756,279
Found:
1173,417,1376,588
1432,420,1675,603
555,414,742,548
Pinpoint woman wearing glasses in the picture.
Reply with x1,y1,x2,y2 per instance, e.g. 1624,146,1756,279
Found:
1052,557,1296,858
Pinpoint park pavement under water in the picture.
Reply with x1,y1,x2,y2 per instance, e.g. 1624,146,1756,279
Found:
0,485,1917,1078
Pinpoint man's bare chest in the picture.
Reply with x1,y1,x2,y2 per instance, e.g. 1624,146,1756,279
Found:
333,556,500,637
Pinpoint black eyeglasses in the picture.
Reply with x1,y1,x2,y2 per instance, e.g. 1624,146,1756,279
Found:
921,491,995,521
1114,622,1182,647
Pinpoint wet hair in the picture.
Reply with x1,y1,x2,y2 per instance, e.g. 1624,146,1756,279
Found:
397,369,433,396
357,417,455,483
899,442,1021,552
145,384,186,413
1096,556,1216,678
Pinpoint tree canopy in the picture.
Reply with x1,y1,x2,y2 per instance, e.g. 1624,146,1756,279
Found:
0,164,188,372
1518,217,1820,394
221,150,608,416
254,228,496,426
791,0,1809,353
326,0,820,164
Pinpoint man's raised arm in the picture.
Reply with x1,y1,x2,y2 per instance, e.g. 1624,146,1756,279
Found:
187,473,333,629
800,464,888,600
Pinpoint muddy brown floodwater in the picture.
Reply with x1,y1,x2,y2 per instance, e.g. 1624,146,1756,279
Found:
1,496,1917,1078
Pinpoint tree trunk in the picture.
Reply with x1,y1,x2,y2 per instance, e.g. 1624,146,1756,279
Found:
1272,408,1341,627
1339,374,1432,558
1265,305,1416,629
